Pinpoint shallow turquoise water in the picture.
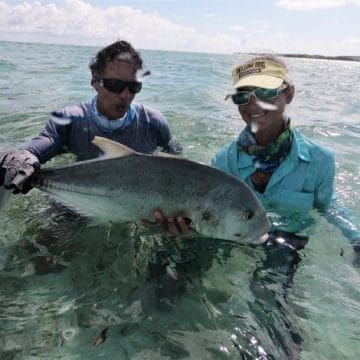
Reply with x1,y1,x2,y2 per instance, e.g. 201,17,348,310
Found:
0,41,359,359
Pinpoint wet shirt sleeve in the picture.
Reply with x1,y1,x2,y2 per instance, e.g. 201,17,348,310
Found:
323,199,360,244
23,116,70,164
312,150,360,243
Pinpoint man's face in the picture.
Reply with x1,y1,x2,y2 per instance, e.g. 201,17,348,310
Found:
93,59,138,120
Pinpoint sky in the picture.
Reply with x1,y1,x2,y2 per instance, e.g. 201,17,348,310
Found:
0,0,359,55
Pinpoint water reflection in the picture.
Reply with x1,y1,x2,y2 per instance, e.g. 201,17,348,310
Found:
0,201,311,359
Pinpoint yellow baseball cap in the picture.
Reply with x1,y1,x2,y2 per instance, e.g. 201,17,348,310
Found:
232,58,292,89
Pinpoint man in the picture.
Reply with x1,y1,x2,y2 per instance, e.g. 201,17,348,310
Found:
0,40,181,194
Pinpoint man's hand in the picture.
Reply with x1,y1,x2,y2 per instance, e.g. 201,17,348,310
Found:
0,150,40,194
153,210,191,236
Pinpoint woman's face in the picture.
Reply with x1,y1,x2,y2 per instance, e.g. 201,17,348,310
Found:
237,85,294,135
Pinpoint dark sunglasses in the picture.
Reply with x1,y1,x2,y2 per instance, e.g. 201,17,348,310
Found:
231,84,287,105
97,78,142,94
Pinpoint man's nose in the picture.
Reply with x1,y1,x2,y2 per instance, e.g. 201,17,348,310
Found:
117,87,132,99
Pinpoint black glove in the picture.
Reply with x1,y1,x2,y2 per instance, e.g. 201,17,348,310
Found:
265,230,309,251
0,150,40,194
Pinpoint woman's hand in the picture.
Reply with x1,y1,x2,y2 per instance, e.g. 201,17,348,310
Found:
153,210,191,236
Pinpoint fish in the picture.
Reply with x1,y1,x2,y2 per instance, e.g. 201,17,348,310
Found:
26,137,270,244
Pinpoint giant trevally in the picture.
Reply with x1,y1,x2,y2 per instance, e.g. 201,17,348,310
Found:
5,137,271,244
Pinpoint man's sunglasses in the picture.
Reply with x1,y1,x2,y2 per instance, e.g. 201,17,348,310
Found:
97,78,142,94
231,84,287,106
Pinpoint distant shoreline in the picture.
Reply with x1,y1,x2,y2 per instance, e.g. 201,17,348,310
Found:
279,54,360,62
237,52,360,62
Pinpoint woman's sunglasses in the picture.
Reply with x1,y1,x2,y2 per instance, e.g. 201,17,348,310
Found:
97,78,142,94
231,84,287,106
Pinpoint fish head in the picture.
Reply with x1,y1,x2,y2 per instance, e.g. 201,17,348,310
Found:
192,185,271,244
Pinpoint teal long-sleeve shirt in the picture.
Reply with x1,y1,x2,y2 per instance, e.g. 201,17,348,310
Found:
211,128,360,244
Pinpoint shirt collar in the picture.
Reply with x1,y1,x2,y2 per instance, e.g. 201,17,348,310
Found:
292,128,311,162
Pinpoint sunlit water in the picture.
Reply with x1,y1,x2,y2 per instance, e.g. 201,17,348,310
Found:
0,41,359,359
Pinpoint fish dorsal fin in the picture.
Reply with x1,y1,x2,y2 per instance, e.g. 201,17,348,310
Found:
92,136,136,158
155,151,183,159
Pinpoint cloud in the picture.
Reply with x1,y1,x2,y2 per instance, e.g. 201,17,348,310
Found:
253,21,272,31
276,0,360,11
229,25,244,32
343,36,360,44
203,13,216,18
0,0,358,55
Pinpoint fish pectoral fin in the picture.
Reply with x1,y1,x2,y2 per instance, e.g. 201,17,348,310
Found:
92,136,136,158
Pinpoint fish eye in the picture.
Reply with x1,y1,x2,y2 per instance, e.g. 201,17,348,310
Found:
242,210,254,221
201,211,211,221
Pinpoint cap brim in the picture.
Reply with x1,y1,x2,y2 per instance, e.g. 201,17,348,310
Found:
233,75,284,89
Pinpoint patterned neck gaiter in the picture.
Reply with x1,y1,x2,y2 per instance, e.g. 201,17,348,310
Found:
237,119,293,172
91,96,136,133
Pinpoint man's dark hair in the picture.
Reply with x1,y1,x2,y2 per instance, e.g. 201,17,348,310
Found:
89,40,143,76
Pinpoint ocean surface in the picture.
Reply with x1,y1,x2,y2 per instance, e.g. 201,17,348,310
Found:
0,41,359,359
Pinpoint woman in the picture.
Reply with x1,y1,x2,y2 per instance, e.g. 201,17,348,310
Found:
154,56,359,357
156,55,360,252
